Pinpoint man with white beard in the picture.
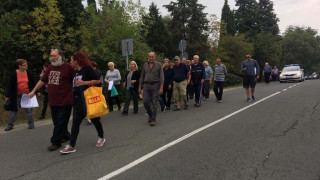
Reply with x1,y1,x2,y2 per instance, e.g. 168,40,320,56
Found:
29,49,75,151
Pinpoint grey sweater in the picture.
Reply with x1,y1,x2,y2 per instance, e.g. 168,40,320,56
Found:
105,69,121,85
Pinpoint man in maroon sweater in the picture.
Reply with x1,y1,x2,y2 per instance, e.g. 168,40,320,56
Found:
30,49,75,151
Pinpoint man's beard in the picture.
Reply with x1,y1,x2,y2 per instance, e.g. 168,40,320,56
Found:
50,56,63,67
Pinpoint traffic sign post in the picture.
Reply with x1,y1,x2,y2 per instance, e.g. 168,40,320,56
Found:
122,38,133,70
179,40,188,59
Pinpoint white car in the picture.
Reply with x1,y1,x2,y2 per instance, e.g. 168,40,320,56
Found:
279,65,304,83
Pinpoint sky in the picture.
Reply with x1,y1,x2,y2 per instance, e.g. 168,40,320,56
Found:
137,0,320,35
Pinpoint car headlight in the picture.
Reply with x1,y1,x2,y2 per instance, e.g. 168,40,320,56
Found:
296,73,301,76
280,74,283,77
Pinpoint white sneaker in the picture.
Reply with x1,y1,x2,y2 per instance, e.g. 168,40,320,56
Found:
60,145,76,154
96,138,106,147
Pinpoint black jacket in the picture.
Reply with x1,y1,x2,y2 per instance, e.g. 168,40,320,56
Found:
124,70,140,91
5,70,36,111
163,67,173,88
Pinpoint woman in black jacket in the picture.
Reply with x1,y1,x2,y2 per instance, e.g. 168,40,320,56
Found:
122,61,140,116
4,59,36,131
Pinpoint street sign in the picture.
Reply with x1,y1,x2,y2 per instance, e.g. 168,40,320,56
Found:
121,38,133,70
121,38,133,56
180,52,188,60
179,40,187,52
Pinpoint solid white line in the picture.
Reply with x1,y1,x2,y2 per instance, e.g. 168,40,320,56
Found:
98,91,282,180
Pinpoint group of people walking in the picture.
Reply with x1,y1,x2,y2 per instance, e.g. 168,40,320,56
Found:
5,50,273,154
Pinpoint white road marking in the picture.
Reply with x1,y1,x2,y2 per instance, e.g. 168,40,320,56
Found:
98,91,282,180
289,86,293,88
283,89,287,91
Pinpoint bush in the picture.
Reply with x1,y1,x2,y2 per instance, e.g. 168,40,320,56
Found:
224,74,243,87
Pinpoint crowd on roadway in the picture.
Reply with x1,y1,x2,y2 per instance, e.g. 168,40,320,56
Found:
4,49,270,154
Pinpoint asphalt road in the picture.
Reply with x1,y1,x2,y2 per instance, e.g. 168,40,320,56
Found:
1,80,320,180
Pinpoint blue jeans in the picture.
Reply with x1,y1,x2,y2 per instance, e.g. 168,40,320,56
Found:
50,104,72,146
7,95,34,128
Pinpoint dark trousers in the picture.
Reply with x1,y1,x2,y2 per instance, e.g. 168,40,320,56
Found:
272,74,278,81
214,81,224,101
264,72,271,83
107,84,121,111
202,80,210,99
41,92,49,116
50,104,72,146
123,88,139,113
70,96,104,147
143,83,160,121
161,85,172,108
192,83,202,104
187,84,193,100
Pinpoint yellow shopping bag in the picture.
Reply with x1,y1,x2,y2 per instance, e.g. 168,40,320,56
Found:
84,86,108,119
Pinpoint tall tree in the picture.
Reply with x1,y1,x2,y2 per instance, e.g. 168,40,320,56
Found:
257,0,279,35
141,3,168,56
281,26,320,72
0,0,41,15
235,0,259,37
221,0,236,36
87,0,97,11
57,0,83,29
165,0,209,59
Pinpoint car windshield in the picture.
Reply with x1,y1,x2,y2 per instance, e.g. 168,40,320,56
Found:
282,66,300,72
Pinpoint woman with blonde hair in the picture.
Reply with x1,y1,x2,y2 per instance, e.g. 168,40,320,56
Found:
122,61,140,115
4,59,36,131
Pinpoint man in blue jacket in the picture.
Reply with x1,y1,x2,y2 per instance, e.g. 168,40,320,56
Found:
241,53,260,102
191,55,205,107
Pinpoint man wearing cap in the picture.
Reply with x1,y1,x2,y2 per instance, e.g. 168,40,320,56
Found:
190,55,205,107
172,56,191,110
138,52,164,126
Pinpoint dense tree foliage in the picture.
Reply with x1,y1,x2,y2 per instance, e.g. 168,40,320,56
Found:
141,3,168,57
165,0,210,59
281,26,320,72
0,0,319,90
221,0,236,36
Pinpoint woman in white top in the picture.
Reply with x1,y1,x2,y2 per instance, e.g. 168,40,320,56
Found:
105,62,121,111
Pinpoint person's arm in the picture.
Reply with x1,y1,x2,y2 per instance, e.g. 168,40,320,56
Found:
201,64,205,84
138,66,145,94
209,70,213,84
29,80,46,98
159,63,164,95
255,61,260,79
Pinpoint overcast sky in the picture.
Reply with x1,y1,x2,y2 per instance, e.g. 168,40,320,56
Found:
137,0,320,35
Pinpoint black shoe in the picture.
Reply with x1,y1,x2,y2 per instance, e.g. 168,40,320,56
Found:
133,111,138,114
47,144,60,151
109,109,113,112
4,127,13,131
174,108,181,111
38,115,45,120
122,111,128,116
184,104,188,110
165,106,170,110
118,106,121,111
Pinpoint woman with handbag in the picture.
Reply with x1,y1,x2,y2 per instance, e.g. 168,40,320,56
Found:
4,59,36,131
121,61,140,116
60,52,105,154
